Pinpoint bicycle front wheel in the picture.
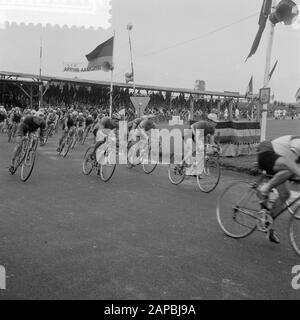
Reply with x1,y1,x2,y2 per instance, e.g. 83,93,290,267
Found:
288,205,300,257
20,149,36,182
168,164,185,185
62,138,72,158
216,180,258,238
197,156,220,193
82,147,94,175
99,150,116,182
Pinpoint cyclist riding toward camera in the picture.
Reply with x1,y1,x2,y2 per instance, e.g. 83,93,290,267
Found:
9,110,46,175
57,110,77,153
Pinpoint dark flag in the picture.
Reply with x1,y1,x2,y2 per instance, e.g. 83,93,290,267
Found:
268,60,278,81
85,37,114,72
245,76,253,97
246,0,273,61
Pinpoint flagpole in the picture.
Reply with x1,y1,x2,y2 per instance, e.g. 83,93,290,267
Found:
127,24,135,93
39,34,43,110
260,0,276,142
109,31,115,118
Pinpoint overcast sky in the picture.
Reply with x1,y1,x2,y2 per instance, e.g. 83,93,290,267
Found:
0,0,299,102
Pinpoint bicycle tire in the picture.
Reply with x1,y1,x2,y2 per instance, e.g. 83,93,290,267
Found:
216,180,258,238
99,149,116,182
20,148,36,182
197,156,221,193
82,147,94,175
168,163,185,185
142,145,158,174
62,137,72,158
289,205,300,257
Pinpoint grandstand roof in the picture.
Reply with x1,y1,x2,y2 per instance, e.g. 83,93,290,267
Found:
0,70,246,99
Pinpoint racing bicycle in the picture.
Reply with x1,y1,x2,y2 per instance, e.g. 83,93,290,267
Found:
216,172,300,257
168,144,221,193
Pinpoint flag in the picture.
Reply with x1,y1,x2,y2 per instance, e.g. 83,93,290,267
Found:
268,60,278,81
246,0,272,61
125,72,134,83
85,36,114,72
245,76,253,97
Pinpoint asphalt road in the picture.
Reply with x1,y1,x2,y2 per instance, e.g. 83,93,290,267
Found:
0,132,299,300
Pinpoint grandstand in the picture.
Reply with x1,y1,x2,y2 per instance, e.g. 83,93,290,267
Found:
0,70,252,122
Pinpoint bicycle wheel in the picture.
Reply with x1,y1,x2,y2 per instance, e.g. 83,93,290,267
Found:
62,137,72,158
71,136,77,150
20,148,36,182
142,146,157,174
81,129,88,145
197,156,220,193
99,149,116,182
168,164,185,185
289,205,300,257
216,180,258,238
82,147,94,175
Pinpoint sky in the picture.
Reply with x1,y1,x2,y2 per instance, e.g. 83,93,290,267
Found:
0,0,299,102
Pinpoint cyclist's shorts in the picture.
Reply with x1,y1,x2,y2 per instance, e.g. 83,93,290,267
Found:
47,120,55,126
257,141,280,175
0,114,7,122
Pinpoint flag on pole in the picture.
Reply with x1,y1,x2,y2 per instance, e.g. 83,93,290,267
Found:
85,36,114,72
246,0,272,61
268,60,278,81
245,76,253,97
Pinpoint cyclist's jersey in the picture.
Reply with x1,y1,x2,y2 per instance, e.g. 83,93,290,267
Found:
100,117,119,130
77,116,85,127
85,117,93,126
47,112,57,123
11,113,22,123
63,115,75,129
23,116,46,133
0,111,7,121
92,111,98,121
192,121,215,137
271,135,300,160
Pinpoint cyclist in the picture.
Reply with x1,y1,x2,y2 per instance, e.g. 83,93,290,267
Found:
76,112,86,142
9,110,46,174
57,110,77,152
8,107,23,135
256,135,300,244
191,113,218,145
90,113,121,160
46,108,58,135
83,113,94,139
0,105,7,132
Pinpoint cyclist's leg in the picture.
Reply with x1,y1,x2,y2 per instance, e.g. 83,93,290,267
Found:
10,124,26,168
58,127,68,150
270,181,290,220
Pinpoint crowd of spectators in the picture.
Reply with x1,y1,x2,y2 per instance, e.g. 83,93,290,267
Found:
1,82,263,122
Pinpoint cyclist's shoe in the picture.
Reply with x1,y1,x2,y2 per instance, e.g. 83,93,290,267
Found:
267,229,280,244
8,165,16,175
257,189,269,210
56,146,61,153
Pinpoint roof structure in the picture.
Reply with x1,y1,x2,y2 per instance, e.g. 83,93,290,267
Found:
0,70,246,99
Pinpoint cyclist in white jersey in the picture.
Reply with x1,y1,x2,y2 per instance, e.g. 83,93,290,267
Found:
257,135,300,243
